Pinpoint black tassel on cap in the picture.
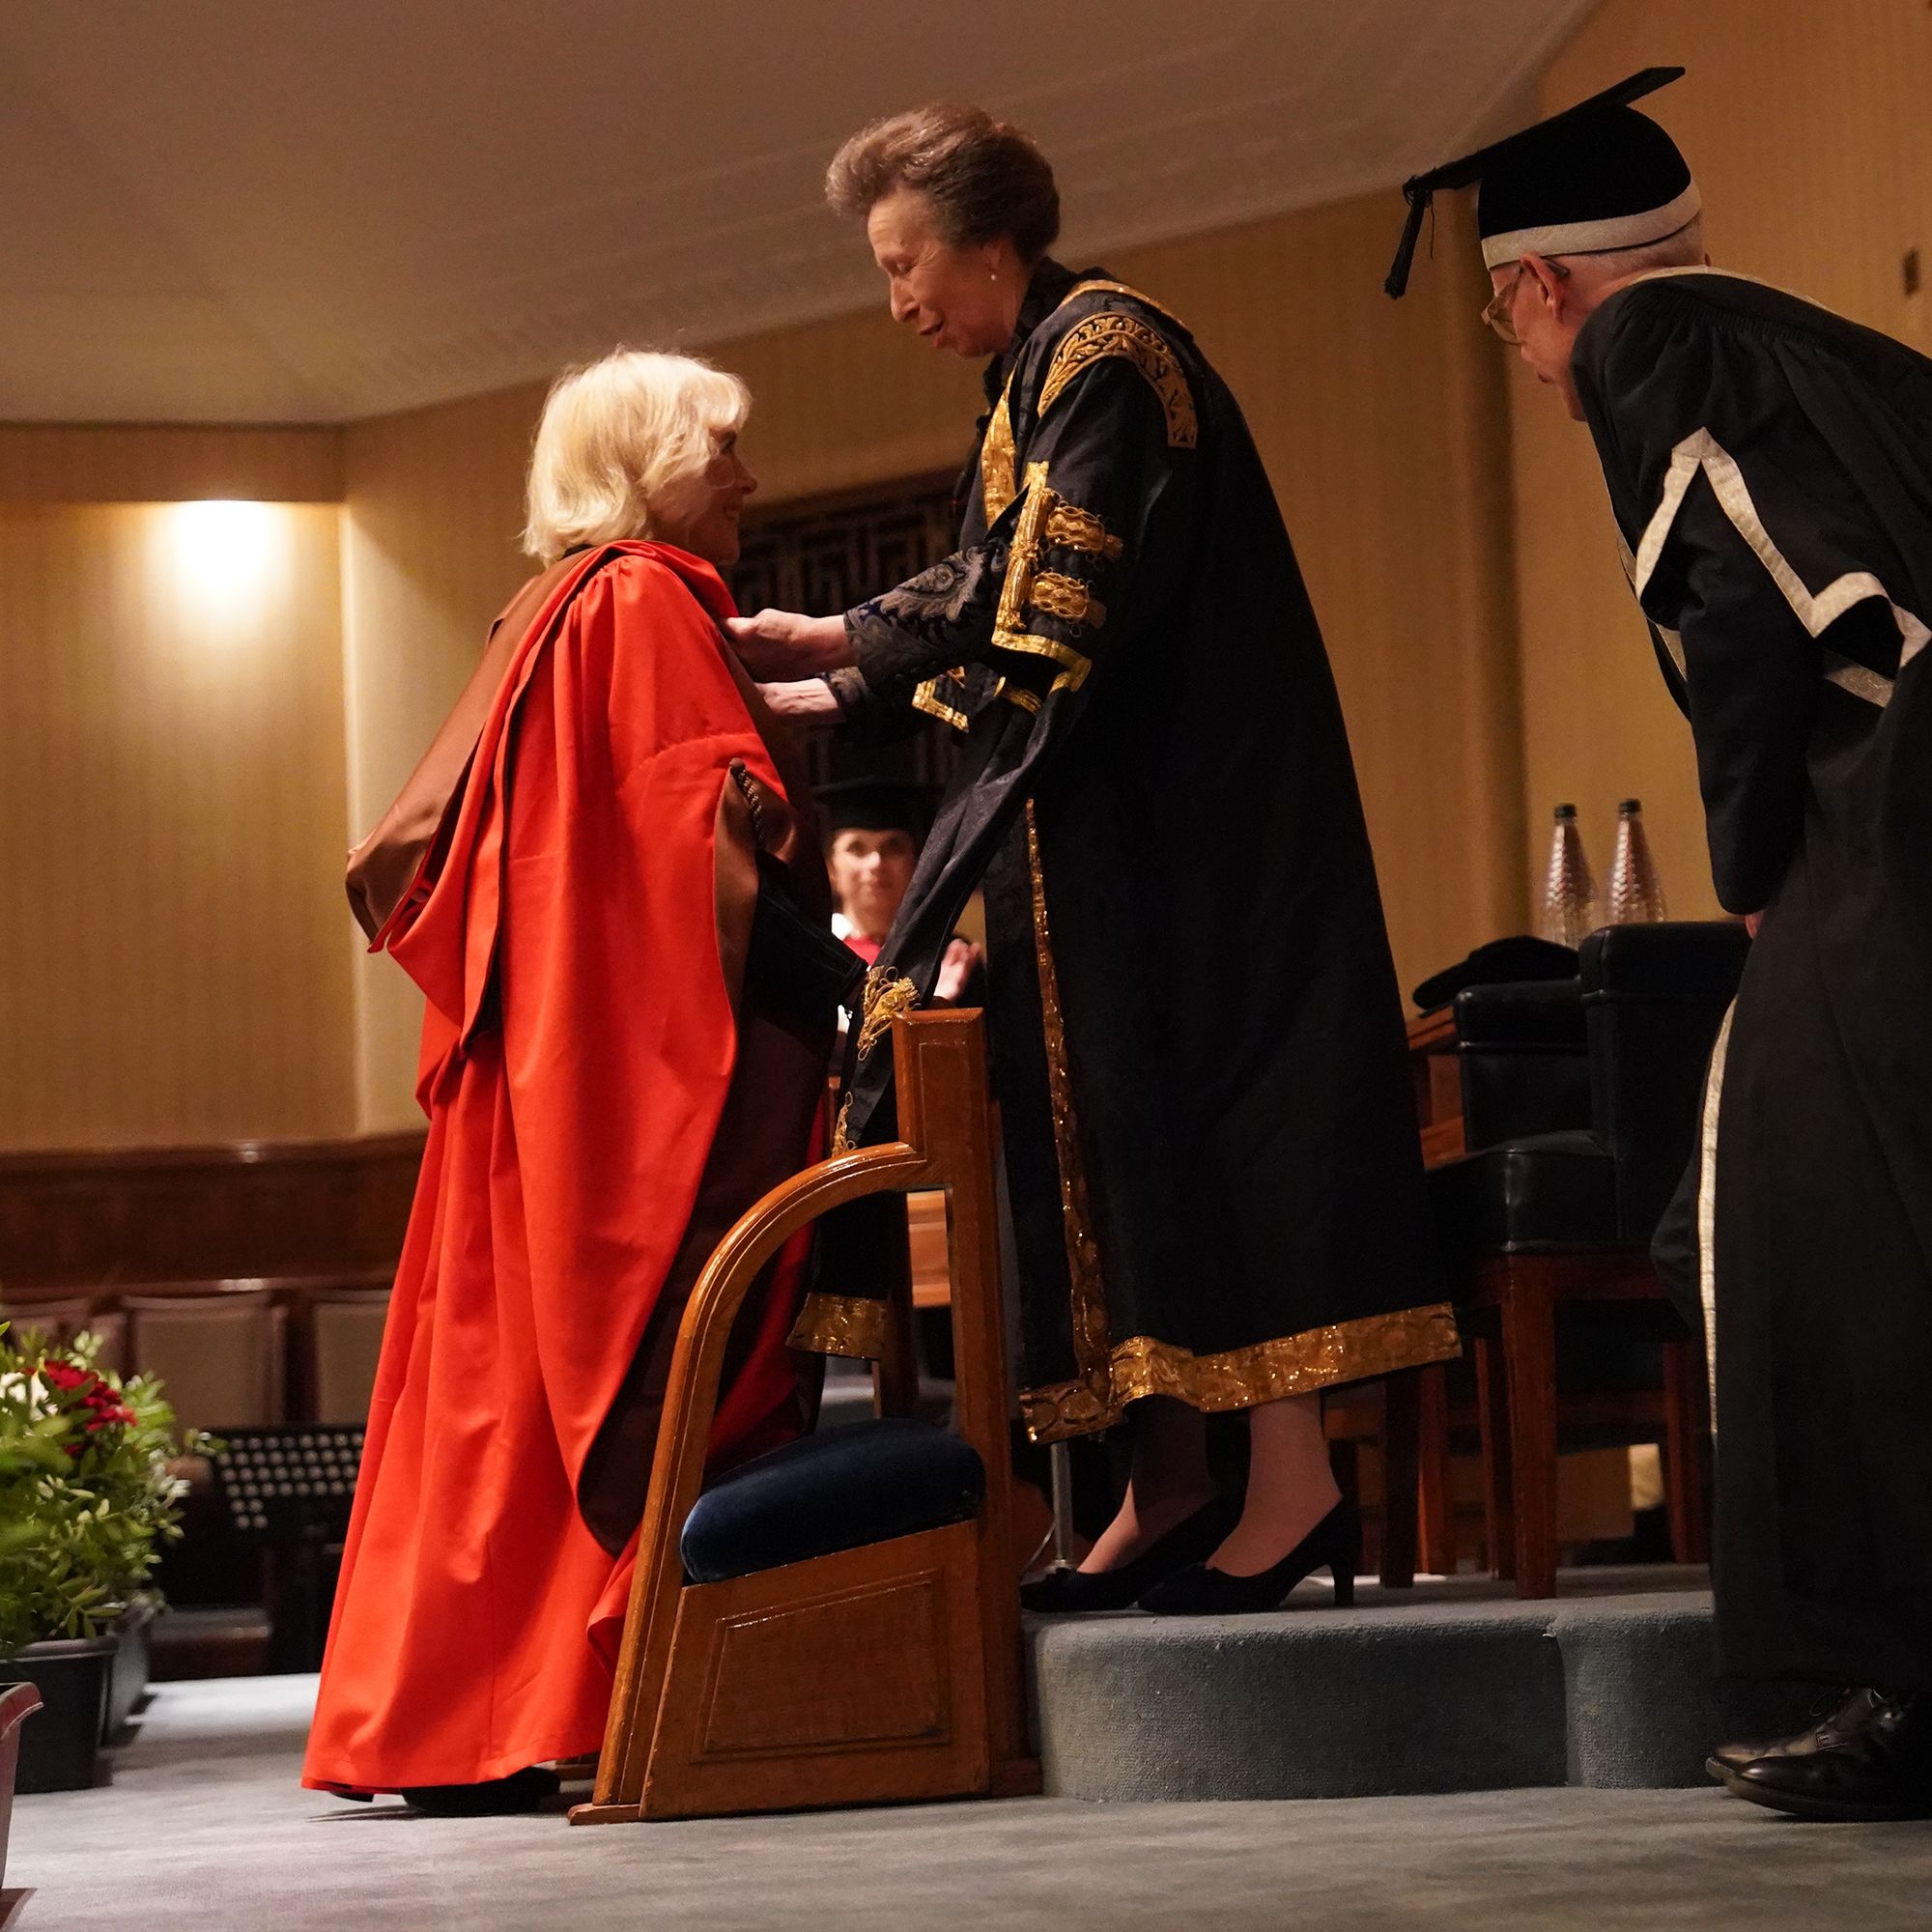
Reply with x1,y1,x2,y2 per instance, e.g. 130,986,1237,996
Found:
1383,183,1432,298
1383,66,1686,299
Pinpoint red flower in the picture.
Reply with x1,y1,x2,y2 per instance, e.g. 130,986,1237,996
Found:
43,1362,91,1392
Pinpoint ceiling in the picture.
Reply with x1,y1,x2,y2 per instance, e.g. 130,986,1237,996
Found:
0,0,1594,425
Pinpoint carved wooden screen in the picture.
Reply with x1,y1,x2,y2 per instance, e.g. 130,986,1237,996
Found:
732,474,961,790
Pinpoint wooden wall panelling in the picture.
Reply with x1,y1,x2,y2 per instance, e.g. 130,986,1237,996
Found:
0,1132,422,1289
0,423,343,505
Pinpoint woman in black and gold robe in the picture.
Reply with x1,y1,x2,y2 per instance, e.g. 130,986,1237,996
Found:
735,105,1456,1613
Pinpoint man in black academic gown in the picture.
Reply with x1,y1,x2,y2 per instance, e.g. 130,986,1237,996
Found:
1393,69,1932,1821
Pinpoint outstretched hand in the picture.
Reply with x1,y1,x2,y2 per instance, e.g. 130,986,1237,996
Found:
724,609,852,680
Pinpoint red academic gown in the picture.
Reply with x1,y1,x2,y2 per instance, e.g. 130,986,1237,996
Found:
303,544,828,1793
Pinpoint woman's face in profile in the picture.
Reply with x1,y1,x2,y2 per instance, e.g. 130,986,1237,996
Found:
670,431,757,569
867,187,1014,359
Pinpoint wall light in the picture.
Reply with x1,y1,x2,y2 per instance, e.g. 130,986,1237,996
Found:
167,498,285,611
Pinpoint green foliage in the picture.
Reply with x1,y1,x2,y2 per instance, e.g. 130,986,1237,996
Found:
0,1324,213,1658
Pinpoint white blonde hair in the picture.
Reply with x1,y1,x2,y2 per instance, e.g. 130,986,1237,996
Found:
522,348,750,562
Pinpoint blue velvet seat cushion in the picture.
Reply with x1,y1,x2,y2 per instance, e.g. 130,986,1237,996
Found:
680,1418,985,1585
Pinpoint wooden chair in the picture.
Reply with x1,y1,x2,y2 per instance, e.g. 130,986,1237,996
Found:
572,1008,1033,1825
1453,1259,1706,1595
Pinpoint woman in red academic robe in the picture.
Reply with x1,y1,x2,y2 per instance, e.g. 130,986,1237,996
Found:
302,351,844,1814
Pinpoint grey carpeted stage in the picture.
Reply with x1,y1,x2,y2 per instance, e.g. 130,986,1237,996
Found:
1031,1566,1820,1800
14,1577,1932,1932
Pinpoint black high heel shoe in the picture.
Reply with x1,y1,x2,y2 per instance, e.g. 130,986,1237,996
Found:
1136,1496,1360,1615
1020,1492,1239,1614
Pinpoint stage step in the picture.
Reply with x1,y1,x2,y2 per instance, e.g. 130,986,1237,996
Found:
1027,1567,1815,1801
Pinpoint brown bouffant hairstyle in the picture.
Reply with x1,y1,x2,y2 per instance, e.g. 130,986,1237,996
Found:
826,103,1061,263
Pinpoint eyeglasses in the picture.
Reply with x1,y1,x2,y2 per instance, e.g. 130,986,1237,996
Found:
1481,259,1570,346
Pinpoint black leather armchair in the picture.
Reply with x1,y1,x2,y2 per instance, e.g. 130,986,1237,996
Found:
1425,921,1747,1595
1435,922,1747,1256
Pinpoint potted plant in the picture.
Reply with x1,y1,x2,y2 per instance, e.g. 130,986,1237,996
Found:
0,1326,207,1793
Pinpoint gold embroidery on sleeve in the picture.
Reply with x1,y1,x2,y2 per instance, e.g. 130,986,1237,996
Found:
1030,571,1106,629
1037,312,1198,448
994,463,1053,639
909,677,971,732
1043,501,1124,559
989,464,1099,694
788,1292,888,1361
996,633,1092,690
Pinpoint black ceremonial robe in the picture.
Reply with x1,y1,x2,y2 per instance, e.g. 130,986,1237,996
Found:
792,259,1458,1441
1575,268,1932,1689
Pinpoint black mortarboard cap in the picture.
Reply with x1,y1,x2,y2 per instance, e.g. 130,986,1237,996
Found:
1409,935,1579,1013
815,776,932,839
1385,67,1693,298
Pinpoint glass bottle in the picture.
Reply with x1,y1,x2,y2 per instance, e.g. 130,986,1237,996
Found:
1539,803,1598,948
1606,797,1667,923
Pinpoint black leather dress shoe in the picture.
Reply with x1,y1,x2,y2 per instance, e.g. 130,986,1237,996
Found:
1706,1739,1767,1780
1705,1693,1843,1784
1138,1496,1360,1615
401,1766,561,1816
1020,1493,1237,1613
1720,1689,1932,1821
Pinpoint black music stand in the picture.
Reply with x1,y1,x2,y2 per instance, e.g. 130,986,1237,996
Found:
208,1426,364,1672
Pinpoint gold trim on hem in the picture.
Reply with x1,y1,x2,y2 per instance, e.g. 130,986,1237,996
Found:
1020,1302,1463,1443
1025,803,1113,1392
788,1292,888,1361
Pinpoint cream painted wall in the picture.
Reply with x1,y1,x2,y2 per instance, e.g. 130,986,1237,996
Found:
0,498,355,1149
1508,0,1932,919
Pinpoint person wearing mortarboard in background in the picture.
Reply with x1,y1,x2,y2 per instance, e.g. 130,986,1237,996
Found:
817,777,982,1004
1394,67,1932,1822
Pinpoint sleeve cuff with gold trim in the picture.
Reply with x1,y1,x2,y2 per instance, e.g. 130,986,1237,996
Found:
787,1291,889,1360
